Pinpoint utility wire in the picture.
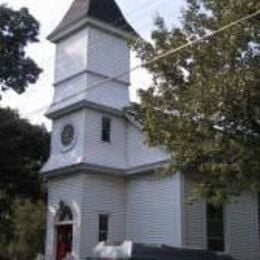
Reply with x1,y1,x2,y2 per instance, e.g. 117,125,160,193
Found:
0,0,168,110
10,0,171,90
29,0,169,74
52,9,260,103
0,9,259,130
86,0,169,67
27,0,162,67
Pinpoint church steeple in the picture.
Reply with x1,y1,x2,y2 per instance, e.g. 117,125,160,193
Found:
48,0,137,43
46,0,138,118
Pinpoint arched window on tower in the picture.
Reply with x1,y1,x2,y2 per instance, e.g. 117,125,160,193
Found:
56,201,73,223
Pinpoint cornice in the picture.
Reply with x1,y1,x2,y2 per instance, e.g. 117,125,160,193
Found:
46,100,125,119
41,160,169,180
53,69,130,88
48,17,137,43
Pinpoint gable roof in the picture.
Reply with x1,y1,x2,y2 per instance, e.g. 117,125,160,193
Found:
48,0,137,41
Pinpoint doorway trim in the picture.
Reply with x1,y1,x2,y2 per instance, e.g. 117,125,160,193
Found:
54,201,74,260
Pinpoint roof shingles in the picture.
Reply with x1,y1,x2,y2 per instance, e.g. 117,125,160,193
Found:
48,0,137,40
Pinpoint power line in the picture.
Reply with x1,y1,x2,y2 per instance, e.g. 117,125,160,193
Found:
12,0,171,93
86,0,169,67
28,0,163,67
30,0,169,75
144,9,260,68
0,9,259,130
52,9,260,103
3,0,167,111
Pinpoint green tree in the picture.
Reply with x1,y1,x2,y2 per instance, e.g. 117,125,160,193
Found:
0,107,50,248
130,0,260,204
0,199,46,260
0,5,42,97
0,5,48,258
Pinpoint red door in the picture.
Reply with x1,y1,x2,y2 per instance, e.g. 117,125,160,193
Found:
56,225,73,260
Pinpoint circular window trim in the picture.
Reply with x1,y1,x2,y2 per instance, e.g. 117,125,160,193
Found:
56,123,77,153
61,124,75,147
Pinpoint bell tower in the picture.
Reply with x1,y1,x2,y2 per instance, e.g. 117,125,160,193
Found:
42,1,138,259
47,0,137,116
42,0,138,172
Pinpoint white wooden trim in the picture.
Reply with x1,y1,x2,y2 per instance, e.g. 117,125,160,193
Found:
48,17,137,43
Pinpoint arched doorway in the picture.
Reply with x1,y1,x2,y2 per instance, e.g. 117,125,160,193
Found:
55,201,73,260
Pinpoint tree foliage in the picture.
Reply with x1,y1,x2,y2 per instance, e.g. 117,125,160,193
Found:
130,0,260,204
0,107,50,242
0,5,42,96
0,199,46,260
0,5,47,257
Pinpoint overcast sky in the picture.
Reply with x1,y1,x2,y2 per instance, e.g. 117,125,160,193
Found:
0,0,185,128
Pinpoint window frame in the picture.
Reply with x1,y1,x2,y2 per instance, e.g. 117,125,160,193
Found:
101,117,111,143
206,203,225,252
98,214,109,242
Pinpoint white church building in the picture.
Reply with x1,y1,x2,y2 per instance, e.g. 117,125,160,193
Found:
41,0,260,259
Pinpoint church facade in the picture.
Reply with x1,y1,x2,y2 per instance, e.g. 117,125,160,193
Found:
41,1,260,260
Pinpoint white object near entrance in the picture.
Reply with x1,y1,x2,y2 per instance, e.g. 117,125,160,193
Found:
92,241,133,259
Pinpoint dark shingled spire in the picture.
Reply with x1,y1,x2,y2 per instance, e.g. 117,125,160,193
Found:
48,0,137,41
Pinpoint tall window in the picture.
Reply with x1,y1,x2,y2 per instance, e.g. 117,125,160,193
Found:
207,204,225,252
99,214,109,242
101,117,111,142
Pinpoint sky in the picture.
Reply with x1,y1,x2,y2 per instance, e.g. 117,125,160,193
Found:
0,0,185,128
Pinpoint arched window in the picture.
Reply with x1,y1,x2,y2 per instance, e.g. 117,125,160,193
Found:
56,201,73,223
55,201,73,260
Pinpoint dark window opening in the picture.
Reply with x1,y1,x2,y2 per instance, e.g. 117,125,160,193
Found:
56,201,73,223
102,117,111,142
99,214,109,242
207,203,225,252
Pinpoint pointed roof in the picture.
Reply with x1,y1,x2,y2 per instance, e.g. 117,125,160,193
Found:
48,0,137,42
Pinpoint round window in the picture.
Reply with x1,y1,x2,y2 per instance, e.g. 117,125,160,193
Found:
61,124,75,147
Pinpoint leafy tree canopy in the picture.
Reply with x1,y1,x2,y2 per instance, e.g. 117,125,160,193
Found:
0,5,42,96
0,107,50,240
0,5,47,257
130,0,260,204
0,199,46,260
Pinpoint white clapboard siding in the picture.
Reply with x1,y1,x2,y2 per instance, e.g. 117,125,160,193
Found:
80,174,126,258
55,28,88,83
53,73,87,105
54,26,130,83
84,27,130,109
183,176,207,250
183,175,260,260
87,27,130,83
46,174,85,260
85,74,130,109
125,173,183,247
42,110,86,173
84,109,128,169
53,26,130,111
43,108,170,174
226,192,260,260
126,123,170,168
